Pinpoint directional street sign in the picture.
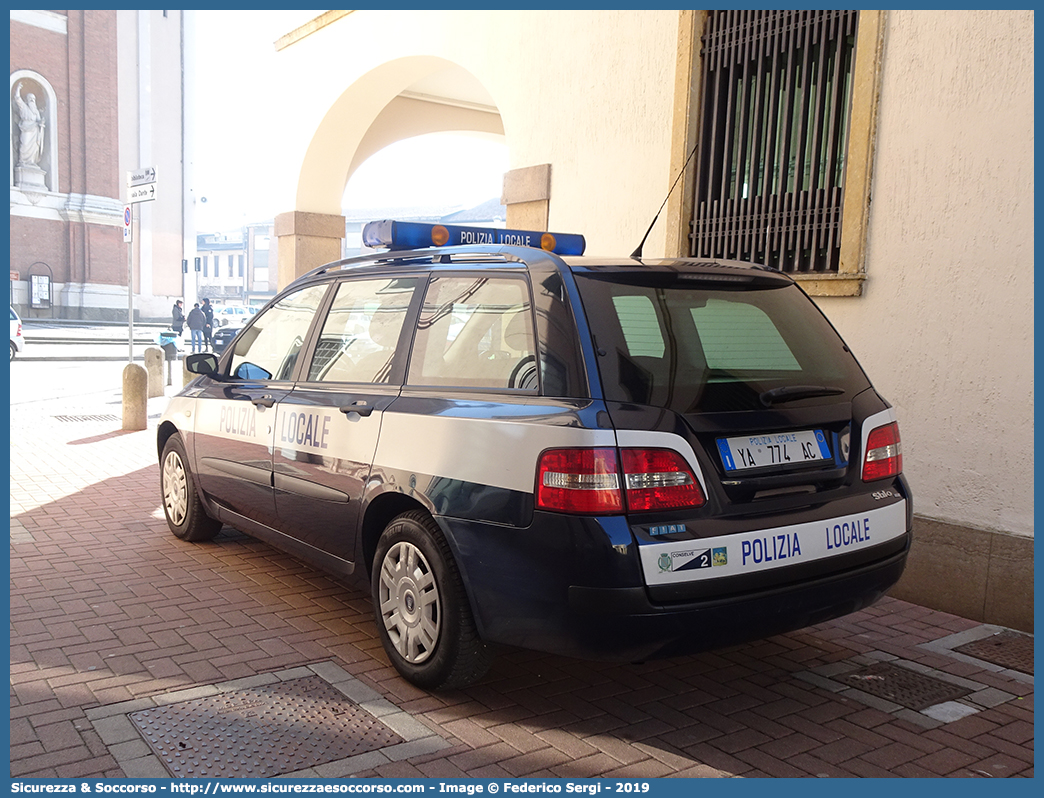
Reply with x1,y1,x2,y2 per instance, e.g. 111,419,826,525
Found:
127,166,157,187
128,183,157,204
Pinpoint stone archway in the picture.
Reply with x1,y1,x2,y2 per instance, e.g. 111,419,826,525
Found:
275,57,504,287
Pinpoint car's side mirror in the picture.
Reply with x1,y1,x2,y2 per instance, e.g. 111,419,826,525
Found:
185,352,220,377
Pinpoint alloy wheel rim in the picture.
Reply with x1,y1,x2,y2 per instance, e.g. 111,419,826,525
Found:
378,540,440,664
162,450,188,526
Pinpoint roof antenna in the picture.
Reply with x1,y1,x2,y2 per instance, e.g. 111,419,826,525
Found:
630,142,699,260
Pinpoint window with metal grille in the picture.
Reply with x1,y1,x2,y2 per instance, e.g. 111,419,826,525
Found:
691,10,858,274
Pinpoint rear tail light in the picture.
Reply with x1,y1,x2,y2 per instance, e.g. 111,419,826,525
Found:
620,448,705,511
862,422,902,481
536,448,622,514
536,447,705,514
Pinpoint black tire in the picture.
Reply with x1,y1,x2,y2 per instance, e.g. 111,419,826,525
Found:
160,434,221,542
10,341,15,361
371,510,492,690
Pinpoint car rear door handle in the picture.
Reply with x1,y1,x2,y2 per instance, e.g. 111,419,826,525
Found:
252,395,275,408
339,401,373,417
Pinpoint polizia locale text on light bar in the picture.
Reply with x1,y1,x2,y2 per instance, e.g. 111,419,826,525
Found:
362,220,586,256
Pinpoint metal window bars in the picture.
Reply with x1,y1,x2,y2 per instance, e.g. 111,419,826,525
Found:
691,10,858,273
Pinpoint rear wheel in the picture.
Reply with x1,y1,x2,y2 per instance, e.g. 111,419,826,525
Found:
160,434,221,542
372,510,491,690
10,341,15,361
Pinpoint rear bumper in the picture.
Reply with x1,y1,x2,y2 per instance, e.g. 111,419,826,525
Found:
564,536,909,661
441,500,911,662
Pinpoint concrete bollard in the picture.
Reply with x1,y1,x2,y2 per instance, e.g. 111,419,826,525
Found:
122,363,149,430
144,346,165,398
183,359,195,388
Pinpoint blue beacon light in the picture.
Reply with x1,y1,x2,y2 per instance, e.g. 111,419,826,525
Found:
362,220,586,256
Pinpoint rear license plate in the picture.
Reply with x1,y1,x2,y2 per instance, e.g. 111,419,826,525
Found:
717,429,831,472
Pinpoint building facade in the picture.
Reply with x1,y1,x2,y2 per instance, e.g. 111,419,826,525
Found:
9,9,192,321
195,222,274,308
259,10,1032,630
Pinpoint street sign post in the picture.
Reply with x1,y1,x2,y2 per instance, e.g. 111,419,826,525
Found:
125,166,158,361
126,202,134,361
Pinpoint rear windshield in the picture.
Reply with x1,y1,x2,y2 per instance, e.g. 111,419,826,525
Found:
574,274,870,413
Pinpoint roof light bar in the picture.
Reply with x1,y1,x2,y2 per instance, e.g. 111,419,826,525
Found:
363,220,586,256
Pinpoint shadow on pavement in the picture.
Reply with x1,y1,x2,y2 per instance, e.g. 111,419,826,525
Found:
10,463,1033,779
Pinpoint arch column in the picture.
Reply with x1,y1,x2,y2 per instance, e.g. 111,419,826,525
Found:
502,164,550,231
273,210,345,288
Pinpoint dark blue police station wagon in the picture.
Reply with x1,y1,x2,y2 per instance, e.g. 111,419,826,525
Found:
157,221,911,690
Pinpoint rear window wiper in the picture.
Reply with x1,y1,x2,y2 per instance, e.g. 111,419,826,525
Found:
760,385,845,406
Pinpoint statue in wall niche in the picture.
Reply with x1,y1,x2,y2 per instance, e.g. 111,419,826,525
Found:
14,82,45,166
13,81,48,191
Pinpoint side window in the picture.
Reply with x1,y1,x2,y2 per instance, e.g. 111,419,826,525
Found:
407,276,537,390
229,284,328,381
306,277,419,384
691,299,800,371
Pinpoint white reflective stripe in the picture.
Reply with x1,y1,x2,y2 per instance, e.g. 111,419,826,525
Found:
160,396,198,432
640,500,907,586
376,410,617,494
193,399,270,445
614,429,708,496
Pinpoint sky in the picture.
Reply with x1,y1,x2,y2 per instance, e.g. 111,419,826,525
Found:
192,10,509,232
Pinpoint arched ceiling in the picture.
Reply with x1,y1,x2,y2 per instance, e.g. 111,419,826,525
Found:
295,58,504,216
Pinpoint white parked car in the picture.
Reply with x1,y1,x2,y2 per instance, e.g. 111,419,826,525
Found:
214,305,252,327
10,306,25,360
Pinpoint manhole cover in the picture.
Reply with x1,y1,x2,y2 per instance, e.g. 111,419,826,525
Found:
838,662,973,711
954,630,1034,675
52,414,120,423
130,676,403,778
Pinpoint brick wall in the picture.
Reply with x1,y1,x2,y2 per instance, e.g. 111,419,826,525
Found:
10,217,69,283
11,11,125,309
79,10,119,200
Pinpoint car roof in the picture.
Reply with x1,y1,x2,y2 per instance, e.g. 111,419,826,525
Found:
563,256,792,284
296,221,791,288
291,247,791,290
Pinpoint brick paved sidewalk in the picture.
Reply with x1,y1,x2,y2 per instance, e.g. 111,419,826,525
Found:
9,386,1034,779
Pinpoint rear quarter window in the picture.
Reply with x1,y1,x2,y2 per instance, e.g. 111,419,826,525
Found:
407,276,537,391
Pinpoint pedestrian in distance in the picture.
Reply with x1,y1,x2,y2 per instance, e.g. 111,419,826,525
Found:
187,303,206,353
171,299,185,335
201,297,215,352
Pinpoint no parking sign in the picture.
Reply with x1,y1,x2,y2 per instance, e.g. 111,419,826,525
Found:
123,204,132,243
